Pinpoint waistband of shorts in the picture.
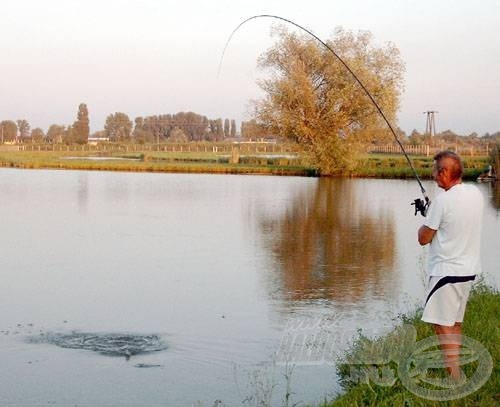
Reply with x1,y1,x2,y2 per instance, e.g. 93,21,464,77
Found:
425,275,476,305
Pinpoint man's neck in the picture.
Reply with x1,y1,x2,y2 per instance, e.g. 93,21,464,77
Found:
444,179,462,191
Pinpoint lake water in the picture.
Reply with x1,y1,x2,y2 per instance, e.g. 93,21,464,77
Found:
0,169,498,406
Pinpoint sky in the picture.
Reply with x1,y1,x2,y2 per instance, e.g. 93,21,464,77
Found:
1,0,499,136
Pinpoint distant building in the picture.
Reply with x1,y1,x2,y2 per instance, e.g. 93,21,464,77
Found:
88,137,110,145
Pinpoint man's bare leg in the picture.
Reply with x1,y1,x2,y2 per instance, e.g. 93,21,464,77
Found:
434,323,463,380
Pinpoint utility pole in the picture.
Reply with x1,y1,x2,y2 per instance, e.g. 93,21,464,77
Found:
423,111,438,138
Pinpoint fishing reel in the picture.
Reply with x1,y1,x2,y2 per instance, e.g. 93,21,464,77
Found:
411,197,430,217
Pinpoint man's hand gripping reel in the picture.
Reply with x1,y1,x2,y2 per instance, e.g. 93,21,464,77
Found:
411,196,430,217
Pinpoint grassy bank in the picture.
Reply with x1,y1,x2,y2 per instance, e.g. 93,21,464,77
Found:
0,150,317,176
324,284,499,406
353,154,490,180
0,150,492,179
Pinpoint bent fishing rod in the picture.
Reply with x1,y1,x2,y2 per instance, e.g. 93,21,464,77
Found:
218,14,430,216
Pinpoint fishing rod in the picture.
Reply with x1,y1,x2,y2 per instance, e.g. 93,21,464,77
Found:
218,14,430,217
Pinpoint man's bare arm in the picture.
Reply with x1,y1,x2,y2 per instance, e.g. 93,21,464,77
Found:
418,225,436,246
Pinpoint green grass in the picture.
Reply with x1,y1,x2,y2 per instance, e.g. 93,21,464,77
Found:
354,154,491,180
322,284,499,406
0,150,317,176
0,150,492,179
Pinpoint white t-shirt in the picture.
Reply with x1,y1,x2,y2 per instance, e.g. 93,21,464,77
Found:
424,183,483,277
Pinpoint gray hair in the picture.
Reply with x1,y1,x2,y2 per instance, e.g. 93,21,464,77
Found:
433,151,464,180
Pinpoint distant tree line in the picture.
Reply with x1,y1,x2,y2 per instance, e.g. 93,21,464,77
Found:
240,120,272,140
2,102,499,147
107,112,238,143
0,104,245,145
1,103,89,144
392,129,500,148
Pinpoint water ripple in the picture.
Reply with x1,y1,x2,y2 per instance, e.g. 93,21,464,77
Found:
27,331,167,359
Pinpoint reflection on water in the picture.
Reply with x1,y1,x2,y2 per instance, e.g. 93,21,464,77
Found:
260,178,396,304
77,173,89,213
0,170,497,406
488,181,500,210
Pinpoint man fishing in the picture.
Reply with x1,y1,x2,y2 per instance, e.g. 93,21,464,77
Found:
418,151,484,381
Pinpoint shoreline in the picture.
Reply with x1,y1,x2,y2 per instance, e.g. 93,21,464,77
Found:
323,284,499,406
0,151,491,180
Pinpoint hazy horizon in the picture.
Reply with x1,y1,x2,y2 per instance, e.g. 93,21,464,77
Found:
1,0,499,136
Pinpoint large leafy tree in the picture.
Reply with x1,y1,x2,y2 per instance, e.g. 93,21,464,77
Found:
215,118,223,141
133,112,212,142
16,119,30,141
31,127,45,143
255,27,404,174
0,120,18,142
104,112,133,141
230,119,236,138
241,119,268,140
46,124,66,143
224,118,230,139
73,103,89,144
167,127,188,143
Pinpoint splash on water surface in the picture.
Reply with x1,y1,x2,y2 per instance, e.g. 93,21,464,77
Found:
28,331,167,358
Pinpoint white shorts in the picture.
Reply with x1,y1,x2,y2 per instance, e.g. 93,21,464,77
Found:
421,275,475,327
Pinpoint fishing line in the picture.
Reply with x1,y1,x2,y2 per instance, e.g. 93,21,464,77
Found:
218,14,430,216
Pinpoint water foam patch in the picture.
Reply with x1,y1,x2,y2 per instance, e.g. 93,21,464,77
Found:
28,331,167,358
